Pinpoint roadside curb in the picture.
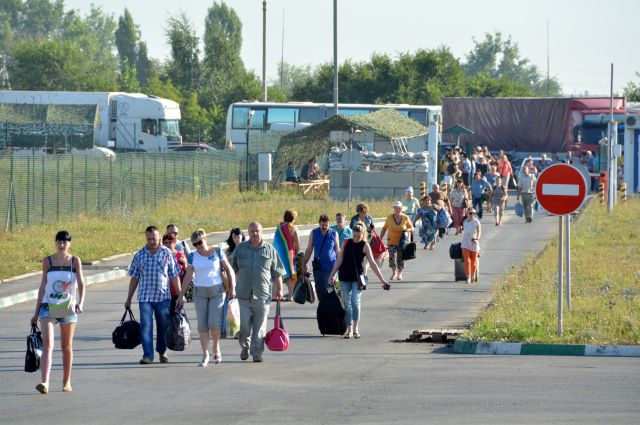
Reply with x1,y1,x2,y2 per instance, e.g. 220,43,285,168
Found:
0,269,128,310
453,339,640,357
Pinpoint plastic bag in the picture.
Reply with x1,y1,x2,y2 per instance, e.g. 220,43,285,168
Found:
167,308,191,351
25,324,43,373
226,299,240,337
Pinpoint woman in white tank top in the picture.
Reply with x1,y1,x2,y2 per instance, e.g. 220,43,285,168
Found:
30,230,85,394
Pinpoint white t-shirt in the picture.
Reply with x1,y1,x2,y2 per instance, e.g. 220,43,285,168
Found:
461,218,481,253
188,249,224,287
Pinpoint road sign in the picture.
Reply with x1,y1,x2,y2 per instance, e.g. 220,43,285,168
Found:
536,163,588,216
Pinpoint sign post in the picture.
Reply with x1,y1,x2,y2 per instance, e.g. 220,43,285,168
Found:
536,163,588,335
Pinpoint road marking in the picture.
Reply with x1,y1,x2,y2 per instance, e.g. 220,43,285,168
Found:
542,183,579,196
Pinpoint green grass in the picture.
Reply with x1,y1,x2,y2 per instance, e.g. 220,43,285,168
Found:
463,197,640,345
1,188,391,280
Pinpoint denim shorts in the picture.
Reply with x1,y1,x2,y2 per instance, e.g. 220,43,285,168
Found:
39,304,78,325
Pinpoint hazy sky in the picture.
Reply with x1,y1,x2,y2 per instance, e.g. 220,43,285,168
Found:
65,0,639,96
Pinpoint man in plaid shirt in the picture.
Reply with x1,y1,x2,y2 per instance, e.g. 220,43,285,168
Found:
125,226,181,364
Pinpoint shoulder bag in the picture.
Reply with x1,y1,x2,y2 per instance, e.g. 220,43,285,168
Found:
25,324,43,373
216,247,230,292
312,230,329,271
112,308,141,349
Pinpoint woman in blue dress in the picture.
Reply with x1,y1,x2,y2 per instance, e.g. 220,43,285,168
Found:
413,197,438,250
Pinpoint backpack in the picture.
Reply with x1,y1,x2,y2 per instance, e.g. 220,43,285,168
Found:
167,308,191,351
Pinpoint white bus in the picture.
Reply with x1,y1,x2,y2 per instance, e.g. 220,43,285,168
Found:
225,101,441,151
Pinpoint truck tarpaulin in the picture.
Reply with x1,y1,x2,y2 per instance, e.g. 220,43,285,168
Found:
442,97,572,152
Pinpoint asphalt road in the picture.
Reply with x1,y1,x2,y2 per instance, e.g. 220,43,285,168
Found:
1,205,639,424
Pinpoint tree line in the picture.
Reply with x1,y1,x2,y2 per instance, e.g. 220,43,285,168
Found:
1,1,638,147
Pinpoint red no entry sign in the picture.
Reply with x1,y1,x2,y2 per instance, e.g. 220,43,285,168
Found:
536,163,588,215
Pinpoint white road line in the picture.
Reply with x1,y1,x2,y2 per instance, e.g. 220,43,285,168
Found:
542,183,579,196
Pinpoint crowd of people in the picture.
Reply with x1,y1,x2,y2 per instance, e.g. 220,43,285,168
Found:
32,144,589,393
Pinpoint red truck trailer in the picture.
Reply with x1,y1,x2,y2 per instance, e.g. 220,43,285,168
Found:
442,97,626,154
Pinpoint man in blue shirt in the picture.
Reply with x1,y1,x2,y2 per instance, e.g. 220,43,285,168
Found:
303,215,340,302
461,153,472,186
125,226,181,364
470,170,492,219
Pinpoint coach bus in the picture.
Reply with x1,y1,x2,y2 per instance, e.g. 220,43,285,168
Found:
225,101,441,151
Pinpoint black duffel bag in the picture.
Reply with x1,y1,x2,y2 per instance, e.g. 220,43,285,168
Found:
449,242,462,260
25,324,43,373
112,308,141,349
401,231,416,261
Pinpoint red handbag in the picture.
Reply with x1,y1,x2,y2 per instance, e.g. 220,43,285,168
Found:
370,228,387,257
265,301,289,352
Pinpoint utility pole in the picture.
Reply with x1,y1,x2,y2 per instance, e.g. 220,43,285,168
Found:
262,0,268,101
333,0,338,116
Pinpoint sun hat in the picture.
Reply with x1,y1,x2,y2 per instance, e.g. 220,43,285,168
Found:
392,201,405,210
406,186,414,193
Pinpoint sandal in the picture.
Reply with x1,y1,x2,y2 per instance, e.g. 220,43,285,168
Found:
213,353,222,365
36,383,48,394
353,333,361,339
343,333,352,339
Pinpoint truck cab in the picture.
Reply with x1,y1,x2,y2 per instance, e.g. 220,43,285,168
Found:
109,94,182,152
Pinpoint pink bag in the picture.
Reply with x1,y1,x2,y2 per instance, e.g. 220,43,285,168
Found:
265,301,289,352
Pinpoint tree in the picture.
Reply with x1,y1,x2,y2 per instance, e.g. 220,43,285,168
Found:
200,2,261,145
136,41,152,88
165,12,200,92
180,91,213,143
623,72,640,102
463,31,561,96
273,62,313,97
115,8,138,73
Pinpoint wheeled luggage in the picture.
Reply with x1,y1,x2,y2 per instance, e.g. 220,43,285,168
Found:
454,257,478,282
316,288,346,336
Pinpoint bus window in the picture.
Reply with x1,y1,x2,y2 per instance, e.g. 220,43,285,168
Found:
232,106,265,130
339,108,371,116
267,107,298,125
408,111,426,124
298,107,326,124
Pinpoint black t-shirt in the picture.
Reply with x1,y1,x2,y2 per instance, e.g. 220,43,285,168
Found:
339,239,366,282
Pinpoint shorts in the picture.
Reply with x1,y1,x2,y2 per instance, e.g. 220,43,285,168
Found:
39,304,78,325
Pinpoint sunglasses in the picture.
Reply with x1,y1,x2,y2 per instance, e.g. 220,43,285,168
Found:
193,240,204,247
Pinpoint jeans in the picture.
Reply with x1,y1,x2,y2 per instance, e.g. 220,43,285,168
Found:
521,193,535,220
139,299,170,360
341,281,362,325
238,297,271,358
472,196,484,219
313,268,332,303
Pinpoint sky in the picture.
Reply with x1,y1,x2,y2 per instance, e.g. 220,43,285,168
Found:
64,0,640,97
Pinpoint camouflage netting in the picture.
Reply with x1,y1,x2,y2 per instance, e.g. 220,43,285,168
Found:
273,109,428,182
0,104,98,148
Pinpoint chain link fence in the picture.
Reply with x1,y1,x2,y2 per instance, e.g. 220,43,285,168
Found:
0,151,240,231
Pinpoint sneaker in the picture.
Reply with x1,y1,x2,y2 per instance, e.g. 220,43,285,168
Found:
240,347,249,361
139,358,153,365
253,355,263,363
35,383,48,394
159,354,169,363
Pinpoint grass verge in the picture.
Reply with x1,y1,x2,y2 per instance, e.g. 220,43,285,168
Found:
463,197,640,345
2,188,392,280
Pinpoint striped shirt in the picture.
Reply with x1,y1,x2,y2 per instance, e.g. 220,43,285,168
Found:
129,245,180,303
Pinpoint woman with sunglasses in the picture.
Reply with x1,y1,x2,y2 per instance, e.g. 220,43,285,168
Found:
31,230,85,394
179,229,236,366
461,208,481,284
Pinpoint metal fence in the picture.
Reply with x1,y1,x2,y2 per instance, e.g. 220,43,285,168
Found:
0,151,240,230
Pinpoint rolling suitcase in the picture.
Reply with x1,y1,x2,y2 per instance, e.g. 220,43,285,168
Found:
316,288,346,336
454,257,478,282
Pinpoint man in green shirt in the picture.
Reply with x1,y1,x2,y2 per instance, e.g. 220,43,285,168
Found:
232,222,285,362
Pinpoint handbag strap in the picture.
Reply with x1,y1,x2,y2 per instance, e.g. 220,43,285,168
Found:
31,324,40,334
122,308,136,324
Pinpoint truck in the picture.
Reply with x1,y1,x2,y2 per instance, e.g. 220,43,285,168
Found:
442,97,626,155
0,91,182,152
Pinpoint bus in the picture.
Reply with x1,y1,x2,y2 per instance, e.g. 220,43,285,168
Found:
225,101,441,151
